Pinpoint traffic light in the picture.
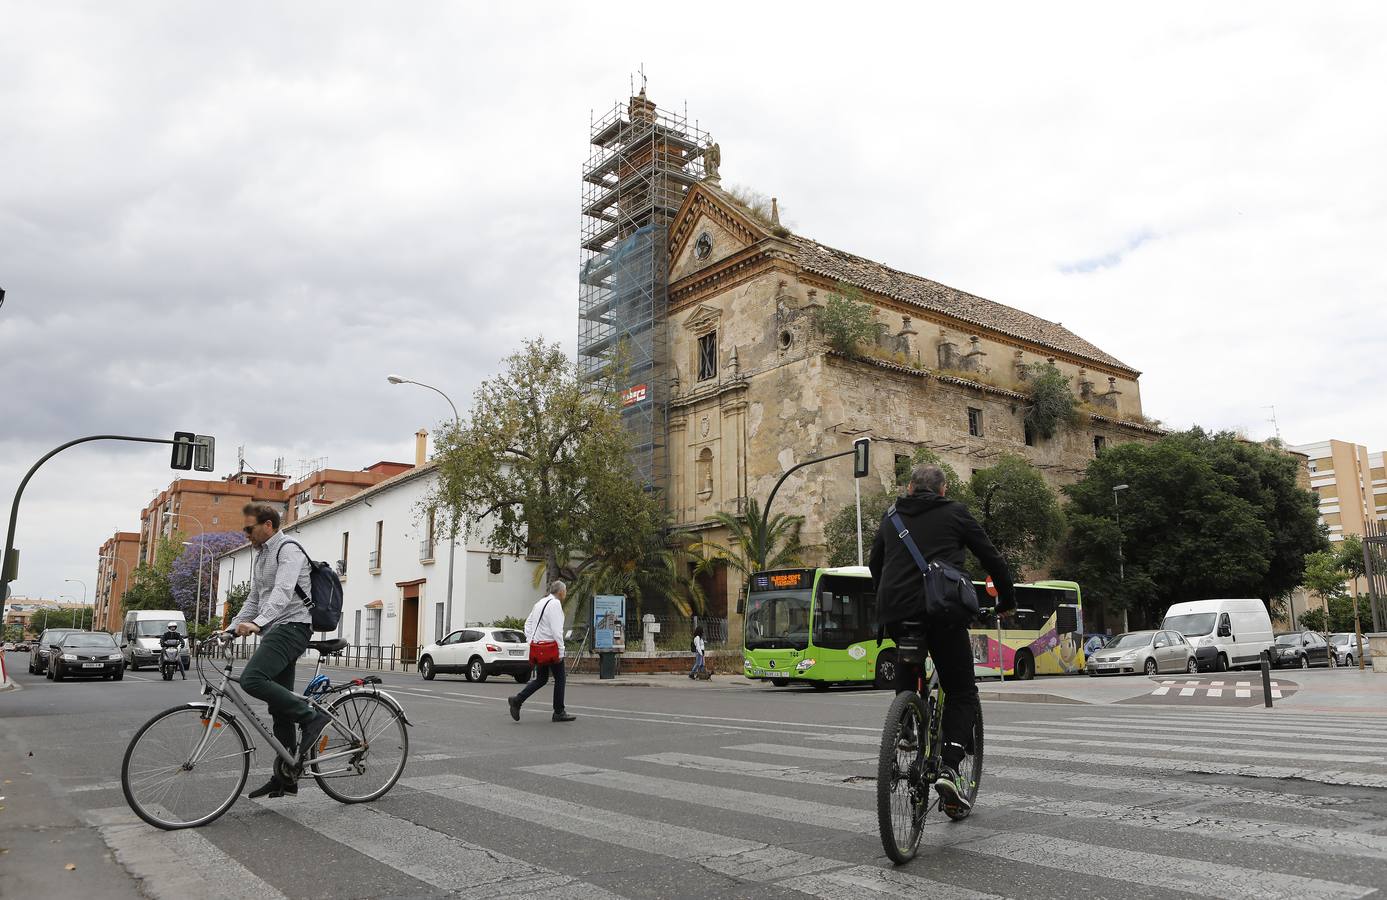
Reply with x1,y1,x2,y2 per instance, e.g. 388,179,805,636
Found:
853,438,870,478
170,432,195,470
193,435,215,472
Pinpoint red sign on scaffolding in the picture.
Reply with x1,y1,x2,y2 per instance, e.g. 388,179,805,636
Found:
620,384,648,407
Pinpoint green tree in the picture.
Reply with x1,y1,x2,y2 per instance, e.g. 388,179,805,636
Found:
571,513,707,624
1301,550,1348,605
431,339,657,606
968,454,1065,574
816,284,878,355
222,580,251,622
1058,429,1324,627
1337,534,1366,581
1298,607,1328,632
27,607,84,635
694,498,803,601
121,534,184,612
1023,362,1080,440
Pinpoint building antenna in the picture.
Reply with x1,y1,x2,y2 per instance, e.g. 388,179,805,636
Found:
1264,405,1282,442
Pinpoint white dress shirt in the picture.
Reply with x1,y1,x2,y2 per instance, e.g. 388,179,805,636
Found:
524,594,567,659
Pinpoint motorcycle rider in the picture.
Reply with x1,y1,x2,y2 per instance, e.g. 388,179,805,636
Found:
159,622,187,680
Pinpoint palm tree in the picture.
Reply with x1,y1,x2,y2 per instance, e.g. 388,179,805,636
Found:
569,519,708,627
693,498,805,600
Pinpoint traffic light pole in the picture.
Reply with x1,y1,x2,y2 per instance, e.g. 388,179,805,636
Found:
2,434,190,602
760,439,870,570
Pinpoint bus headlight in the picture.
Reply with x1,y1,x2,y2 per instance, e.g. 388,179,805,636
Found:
796,658,816,672
744,658,753,669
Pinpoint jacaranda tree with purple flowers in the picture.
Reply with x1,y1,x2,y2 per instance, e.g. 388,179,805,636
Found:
170,531,249,624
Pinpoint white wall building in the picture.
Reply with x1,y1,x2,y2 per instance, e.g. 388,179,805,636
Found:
215,462,537,653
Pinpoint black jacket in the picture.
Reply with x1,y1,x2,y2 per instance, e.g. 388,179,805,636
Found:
868,491,1016,626
159,632,185,649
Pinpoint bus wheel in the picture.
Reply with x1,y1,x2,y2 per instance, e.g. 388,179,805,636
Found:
1014,651,1036,681
875,651,898,689
770,678,790,687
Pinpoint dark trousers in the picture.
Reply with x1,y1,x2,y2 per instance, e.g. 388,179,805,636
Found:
240,623,313,756
515,661,566,712
889,622,978,769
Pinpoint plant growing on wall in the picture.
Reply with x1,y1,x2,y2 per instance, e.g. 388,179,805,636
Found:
816,284,878,355
1023,362,1080,440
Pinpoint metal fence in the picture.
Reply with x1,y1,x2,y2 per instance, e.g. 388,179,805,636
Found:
636,615,730,651
212,636,429,673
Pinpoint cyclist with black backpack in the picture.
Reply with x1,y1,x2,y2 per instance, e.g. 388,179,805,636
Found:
229,502,333,799
868,465,1015,811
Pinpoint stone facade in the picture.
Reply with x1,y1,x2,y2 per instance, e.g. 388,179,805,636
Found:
661,183,1161,619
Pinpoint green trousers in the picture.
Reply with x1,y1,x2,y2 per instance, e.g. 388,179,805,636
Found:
240,623,313,756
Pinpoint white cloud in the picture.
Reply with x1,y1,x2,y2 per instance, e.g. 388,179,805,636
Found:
2,1,1385,597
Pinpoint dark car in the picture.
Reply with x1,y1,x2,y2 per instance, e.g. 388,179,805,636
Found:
47,632,124,681
1271,631,1332,669
28,628,81,674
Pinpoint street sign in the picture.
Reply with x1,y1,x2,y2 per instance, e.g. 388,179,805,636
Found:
193,435,216,472
853,438,870,478
171,432,196,470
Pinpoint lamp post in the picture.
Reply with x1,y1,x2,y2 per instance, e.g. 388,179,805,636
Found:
388,374,462,633
1112,484,1129,633
59,595,78,630
63,578,87,631
163,512,205,630
182,541,212,635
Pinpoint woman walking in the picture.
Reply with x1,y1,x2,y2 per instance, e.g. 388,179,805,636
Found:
689,626,707,679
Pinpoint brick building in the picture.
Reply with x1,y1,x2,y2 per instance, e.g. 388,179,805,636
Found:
94,531,140,631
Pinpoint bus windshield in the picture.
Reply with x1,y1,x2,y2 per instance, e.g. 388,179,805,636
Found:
745,591,812,650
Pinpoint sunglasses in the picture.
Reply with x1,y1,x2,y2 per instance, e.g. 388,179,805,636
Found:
243,525,256,535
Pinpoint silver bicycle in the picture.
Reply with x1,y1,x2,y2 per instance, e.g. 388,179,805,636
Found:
121,632,412,830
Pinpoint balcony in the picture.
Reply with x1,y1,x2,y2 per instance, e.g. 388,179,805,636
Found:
368,550,381,574
419,539,435,564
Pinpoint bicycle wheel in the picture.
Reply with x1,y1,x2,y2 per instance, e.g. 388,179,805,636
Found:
944,695,983,821
309,692,409,803
121,705,251,830
877,690,929,864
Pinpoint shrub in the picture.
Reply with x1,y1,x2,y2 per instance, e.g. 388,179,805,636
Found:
817,285,878,355
1024,362,1080,440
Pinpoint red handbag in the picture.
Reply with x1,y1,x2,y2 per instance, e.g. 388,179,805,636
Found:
528,598,561,665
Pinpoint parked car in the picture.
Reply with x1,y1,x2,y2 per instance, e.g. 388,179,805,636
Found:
47,631,124,681
28,628,81,674
1271,631,1332,669
1161,598,1274,672
1086,630,1197,676
14,641,31,652
1329,632,1374,667
417,627,532,683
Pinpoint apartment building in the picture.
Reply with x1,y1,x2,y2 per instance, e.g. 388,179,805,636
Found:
94,531,140,631
1289,439,1385,543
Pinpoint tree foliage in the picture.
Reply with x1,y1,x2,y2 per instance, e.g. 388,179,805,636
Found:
123,533,185,612
816,285,878,355
1301,550,1348,605
1023,362,1080,440
694,498,803,595
25,607,85,635
826,448,969,568
431,339,660,610
1058,428,1327,627
969,454,1066,574
170,532,247,622
1336,534,1367,581
222,579,251,622
571,514,707,625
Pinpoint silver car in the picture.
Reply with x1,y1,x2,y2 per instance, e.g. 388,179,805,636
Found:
1329,632,1373,667
1087,629,1197,676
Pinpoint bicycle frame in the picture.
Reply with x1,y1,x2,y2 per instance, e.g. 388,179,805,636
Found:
186,641,408,773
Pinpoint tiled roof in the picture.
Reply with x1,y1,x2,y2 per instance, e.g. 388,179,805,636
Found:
792,237,1136,373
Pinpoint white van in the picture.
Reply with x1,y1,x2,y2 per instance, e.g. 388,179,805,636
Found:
122,610,189,670
1161,599,1273,672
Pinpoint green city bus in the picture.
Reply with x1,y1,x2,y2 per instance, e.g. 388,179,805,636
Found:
742,567,1087,687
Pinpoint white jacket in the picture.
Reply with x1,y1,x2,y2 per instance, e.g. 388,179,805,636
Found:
525,594,567,659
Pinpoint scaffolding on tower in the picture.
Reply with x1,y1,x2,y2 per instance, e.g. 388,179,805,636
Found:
578,89,708,491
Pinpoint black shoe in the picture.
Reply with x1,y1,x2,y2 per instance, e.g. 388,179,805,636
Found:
247,778,298,799
552,711,576,723
298,711,333,758
934,764,973,811
508,696,521,722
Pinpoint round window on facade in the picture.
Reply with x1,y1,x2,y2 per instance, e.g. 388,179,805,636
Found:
694,231,713,260
778,330,793,350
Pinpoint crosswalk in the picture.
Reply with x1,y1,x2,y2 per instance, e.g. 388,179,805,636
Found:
1130,677,1301,706
76,704,1387,900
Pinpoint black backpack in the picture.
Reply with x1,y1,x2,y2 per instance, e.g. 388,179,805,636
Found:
276,539,344,632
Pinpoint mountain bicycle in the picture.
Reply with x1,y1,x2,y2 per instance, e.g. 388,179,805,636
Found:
876,621,984,864
121,632,412,830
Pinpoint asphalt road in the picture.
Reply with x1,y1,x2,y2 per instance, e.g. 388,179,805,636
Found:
4,649,1387,899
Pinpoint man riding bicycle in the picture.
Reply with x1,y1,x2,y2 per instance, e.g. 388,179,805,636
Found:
868,463,1015,811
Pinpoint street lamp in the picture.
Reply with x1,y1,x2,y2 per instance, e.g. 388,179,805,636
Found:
182,541,213,634
388,374,462,633
163,512,205,631
1112,484,1129,633
64,578,87,631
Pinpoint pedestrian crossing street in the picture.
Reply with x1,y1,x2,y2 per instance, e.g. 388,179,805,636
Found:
78,704,1387,900
1123,677,1301,706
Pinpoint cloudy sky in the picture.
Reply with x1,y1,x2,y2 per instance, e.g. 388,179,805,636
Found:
3,2,1384,602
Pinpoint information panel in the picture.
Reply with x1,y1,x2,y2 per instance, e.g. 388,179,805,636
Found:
593,595,626,651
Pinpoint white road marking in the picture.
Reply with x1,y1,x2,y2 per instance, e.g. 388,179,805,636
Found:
985,734,1386,766
1207,688,1223,697
989,746,1387,789
955,831,1375,900
1151,686,1170,695
631,752,872,789
255,792,624,899
86,807,287,900
1236,690,1252,698
1178,687,1196,696
725,742,874,762
400,773,1002,898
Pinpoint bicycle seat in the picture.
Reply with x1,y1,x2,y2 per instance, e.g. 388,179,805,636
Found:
308,638,350,656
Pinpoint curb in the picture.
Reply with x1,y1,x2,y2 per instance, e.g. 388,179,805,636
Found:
978,690,1089,705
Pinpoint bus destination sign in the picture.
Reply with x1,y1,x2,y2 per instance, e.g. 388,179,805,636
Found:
752,571,808,591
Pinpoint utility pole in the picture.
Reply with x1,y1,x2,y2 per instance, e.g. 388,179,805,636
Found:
1112,484,1129,633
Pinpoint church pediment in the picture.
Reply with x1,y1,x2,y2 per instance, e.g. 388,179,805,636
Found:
669,183,773,281
681,303,722,334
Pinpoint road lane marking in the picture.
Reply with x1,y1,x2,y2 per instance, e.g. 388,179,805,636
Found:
86,807,287,900
724,743,874,762
400,773,1002,899
954,831,1375,900
630,752,874,789
1151,686,1170,695
989,746,1387,789
987,725,1379,756
254,792,625,900
985,734,1387,766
